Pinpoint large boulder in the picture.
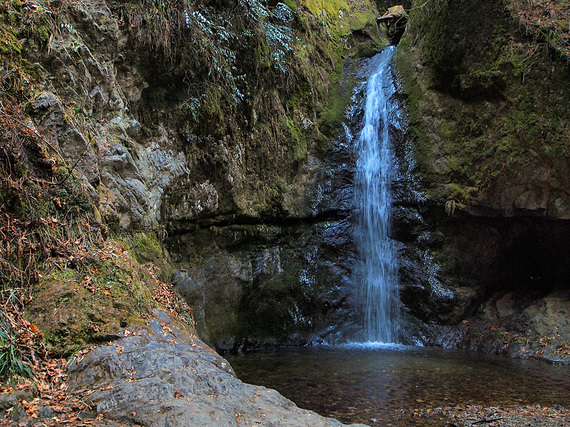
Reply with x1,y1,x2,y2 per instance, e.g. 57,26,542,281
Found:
67,310,363,426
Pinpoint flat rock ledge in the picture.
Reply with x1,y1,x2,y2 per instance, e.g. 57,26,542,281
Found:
68,311,363,427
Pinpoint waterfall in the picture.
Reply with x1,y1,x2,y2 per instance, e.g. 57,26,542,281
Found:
353,46,399,343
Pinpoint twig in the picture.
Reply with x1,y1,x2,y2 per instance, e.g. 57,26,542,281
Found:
472,418,503,425
408,0,431,13
55,143,90,186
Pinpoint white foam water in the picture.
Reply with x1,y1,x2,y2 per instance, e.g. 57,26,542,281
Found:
353,46,400,343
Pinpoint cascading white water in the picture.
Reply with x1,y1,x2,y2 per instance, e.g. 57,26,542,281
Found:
354,46,399,343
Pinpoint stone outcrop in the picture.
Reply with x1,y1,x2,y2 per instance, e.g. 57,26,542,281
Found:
6,0,384,351
0,0,385,420
376,5,408,45
67,311,362,426
167,129,361,349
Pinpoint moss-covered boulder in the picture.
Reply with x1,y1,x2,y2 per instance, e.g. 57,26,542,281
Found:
25,240,165,354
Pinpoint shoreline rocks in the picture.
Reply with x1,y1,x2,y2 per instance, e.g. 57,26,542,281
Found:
66,311,365,426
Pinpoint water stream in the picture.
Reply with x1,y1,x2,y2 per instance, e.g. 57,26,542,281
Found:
227,48,570,427
353,46,399,343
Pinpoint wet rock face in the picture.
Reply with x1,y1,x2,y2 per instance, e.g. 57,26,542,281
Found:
392,128,570,355
404,0,514,99
392,189,570,359
166,131,362,349
169,218,359,350
67,311,351,426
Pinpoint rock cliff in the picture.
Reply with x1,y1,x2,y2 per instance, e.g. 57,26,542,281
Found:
1,0,386,347
393,0,569,361
0,0,384,423
1,2,568,424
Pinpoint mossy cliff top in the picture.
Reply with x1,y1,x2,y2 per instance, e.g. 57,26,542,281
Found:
395,0,570,218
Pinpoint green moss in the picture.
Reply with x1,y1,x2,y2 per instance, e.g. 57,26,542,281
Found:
394,35,438,179
444,183,479,203
28,239,161,354
397,0,570,207
116,231,174,282
283,117,308,161
282,0,299,11
438,119,457,140
0,26,21,55
0,0,52,55
129,232,163,263
32,24,50,47
318,57,357,136
199,86,224,127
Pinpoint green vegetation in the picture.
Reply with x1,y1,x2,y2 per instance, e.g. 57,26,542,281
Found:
283,117,308,161
121,0,382,146
0,0,52,58
0,317,33,382
396,0,570,206
26,238,159,354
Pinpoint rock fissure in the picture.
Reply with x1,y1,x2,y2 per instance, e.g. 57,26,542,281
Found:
166,209,351,235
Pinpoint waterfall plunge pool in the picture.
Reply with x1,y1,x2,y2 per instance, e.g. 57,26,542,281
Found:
226,345,569,425
225,49,569,426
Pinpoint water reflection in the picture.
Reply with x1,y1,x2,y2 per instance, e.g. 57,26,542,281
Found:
226,346,569,425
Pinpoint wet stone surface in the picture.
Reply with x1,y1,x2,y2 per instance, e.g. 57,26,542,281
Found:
67,312,360,426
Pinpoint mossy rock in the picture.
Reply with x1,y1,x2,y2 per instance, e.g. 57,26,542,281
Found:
25,241,162,355
25,279,129,354
396,0,570,211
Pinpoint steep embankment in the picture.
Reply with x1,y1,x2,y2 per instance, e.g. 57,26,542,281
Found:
0,0,383,423
394,0,570,362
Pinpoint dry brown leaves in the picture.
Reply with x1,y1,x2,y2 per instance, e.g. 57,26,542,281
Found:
148,265,194,324
443,404,570,427
512,0,570,58
0,357,88,426
0,343,141,426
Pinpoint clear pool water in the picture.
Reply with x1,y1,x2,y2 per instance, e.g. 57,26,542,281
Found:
226,345,569,425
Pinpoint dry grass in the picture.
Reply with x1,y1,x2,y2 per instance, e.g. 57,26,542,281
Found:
511,0,570,60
